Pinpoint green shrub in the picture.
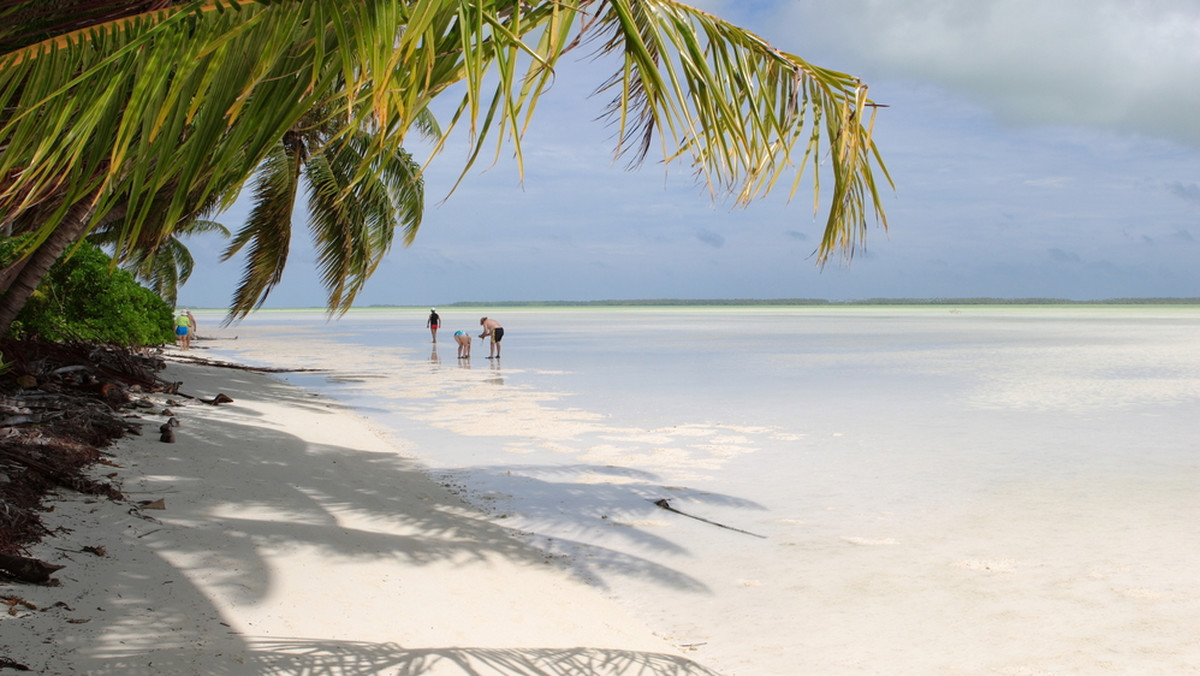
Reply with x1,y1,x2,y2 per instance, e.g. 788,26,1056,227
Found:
2,239,174,346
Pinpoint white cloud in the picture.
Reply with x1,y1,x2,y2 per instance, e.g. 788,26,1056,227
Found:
771,0,1200,146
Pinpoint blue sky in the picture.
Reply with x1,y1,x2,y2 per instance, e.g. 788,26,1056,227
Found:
178,0,1200,309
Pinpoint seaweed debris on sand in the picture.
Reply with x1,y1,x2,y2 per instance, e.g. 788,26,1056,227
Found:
0,340,174,578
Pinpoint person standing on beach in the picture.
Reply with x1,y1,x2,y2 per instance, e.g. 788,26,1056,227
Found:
479,316,504,359
454,330,472,359
426,308,440,343
174,308,197,350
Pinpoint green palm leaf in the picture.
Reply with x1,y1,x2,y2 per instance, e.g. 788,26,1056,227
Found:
90,213,231,307
1,0,890,330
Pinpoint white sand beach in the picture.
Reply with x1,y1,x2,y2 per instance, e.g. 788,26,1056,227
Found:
6,305,1200,676
1,358,719,675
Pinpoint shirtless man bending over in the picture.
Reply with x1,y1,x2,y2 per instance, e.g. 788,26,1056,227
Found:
479,317,504,359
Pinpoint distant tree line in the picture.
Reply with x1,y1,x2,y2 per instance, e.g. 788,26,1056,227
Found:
366,297,1200,309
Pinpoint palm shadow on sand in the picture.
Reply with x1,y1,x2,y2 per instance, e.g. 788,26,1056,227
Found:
9,365,743,675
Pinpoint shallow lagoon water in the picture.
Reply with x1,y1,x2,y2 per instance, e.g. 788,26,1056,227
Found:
200,306,1200,675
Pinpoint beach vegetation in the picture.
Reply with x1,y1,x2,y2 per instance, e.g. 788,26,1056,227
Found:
0,1,891,334
0,238,174,347
88,217,231,309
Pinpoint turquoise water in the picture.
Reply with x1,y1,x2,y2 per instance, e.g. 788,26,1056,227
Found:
199,306,1200,675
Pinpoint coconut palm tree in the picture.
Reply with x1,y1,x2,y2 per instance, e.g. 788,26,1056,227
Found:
223,103,433,316
85,97,433,313
88,217,230,308
0,0,890,334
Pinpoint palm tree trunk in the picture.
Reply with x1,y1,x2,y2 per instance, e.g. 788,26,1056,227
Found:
0,195,97,336
0,254,31,294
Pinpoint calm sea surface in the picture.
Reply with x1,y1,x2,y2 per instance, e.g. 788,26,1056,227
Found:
199,306,1200,675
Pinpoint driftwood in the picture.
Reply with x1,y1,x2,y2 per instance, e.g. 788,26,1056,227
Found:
162,352,326,375
0,553,65,584
0,339,152,555
652,498,766,539
160,354,322,404
1,339,166,391
0,340,308,592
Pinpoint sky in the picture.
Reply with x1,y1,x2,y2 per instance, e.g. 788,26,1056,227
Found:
177,0,1200,310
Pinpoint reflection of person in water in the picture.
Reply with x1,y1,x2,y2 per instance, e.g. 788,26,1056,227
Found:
454,330,472,359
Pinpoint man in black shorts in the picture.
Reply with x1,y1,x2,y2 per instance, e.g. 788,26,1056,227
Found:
479,316,504,359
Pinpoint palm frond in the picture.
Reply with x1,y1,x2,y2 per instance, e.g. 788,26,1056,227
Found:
305,126,422,314
1,0,891,324
582,0,891,262
222,140,303,315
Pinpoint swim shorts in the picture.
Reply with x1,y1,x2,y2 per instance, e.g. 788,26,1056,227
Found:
175,326,189,336
493,327,504,343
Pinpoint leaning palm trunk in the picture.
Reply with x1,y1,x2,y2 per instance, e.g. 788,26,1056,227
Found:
0,191,99,334
0,0,890,334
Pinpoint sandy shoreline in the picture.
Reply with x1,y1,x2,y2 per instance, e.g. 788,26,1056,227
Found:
181,307,1200,676
1,356,720,675
12,306,1198,675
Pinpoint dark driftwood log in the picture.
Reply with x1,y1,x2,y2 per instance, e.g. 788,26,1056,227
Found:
652,498,767,539
0,553,65,584
164,352,326,375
